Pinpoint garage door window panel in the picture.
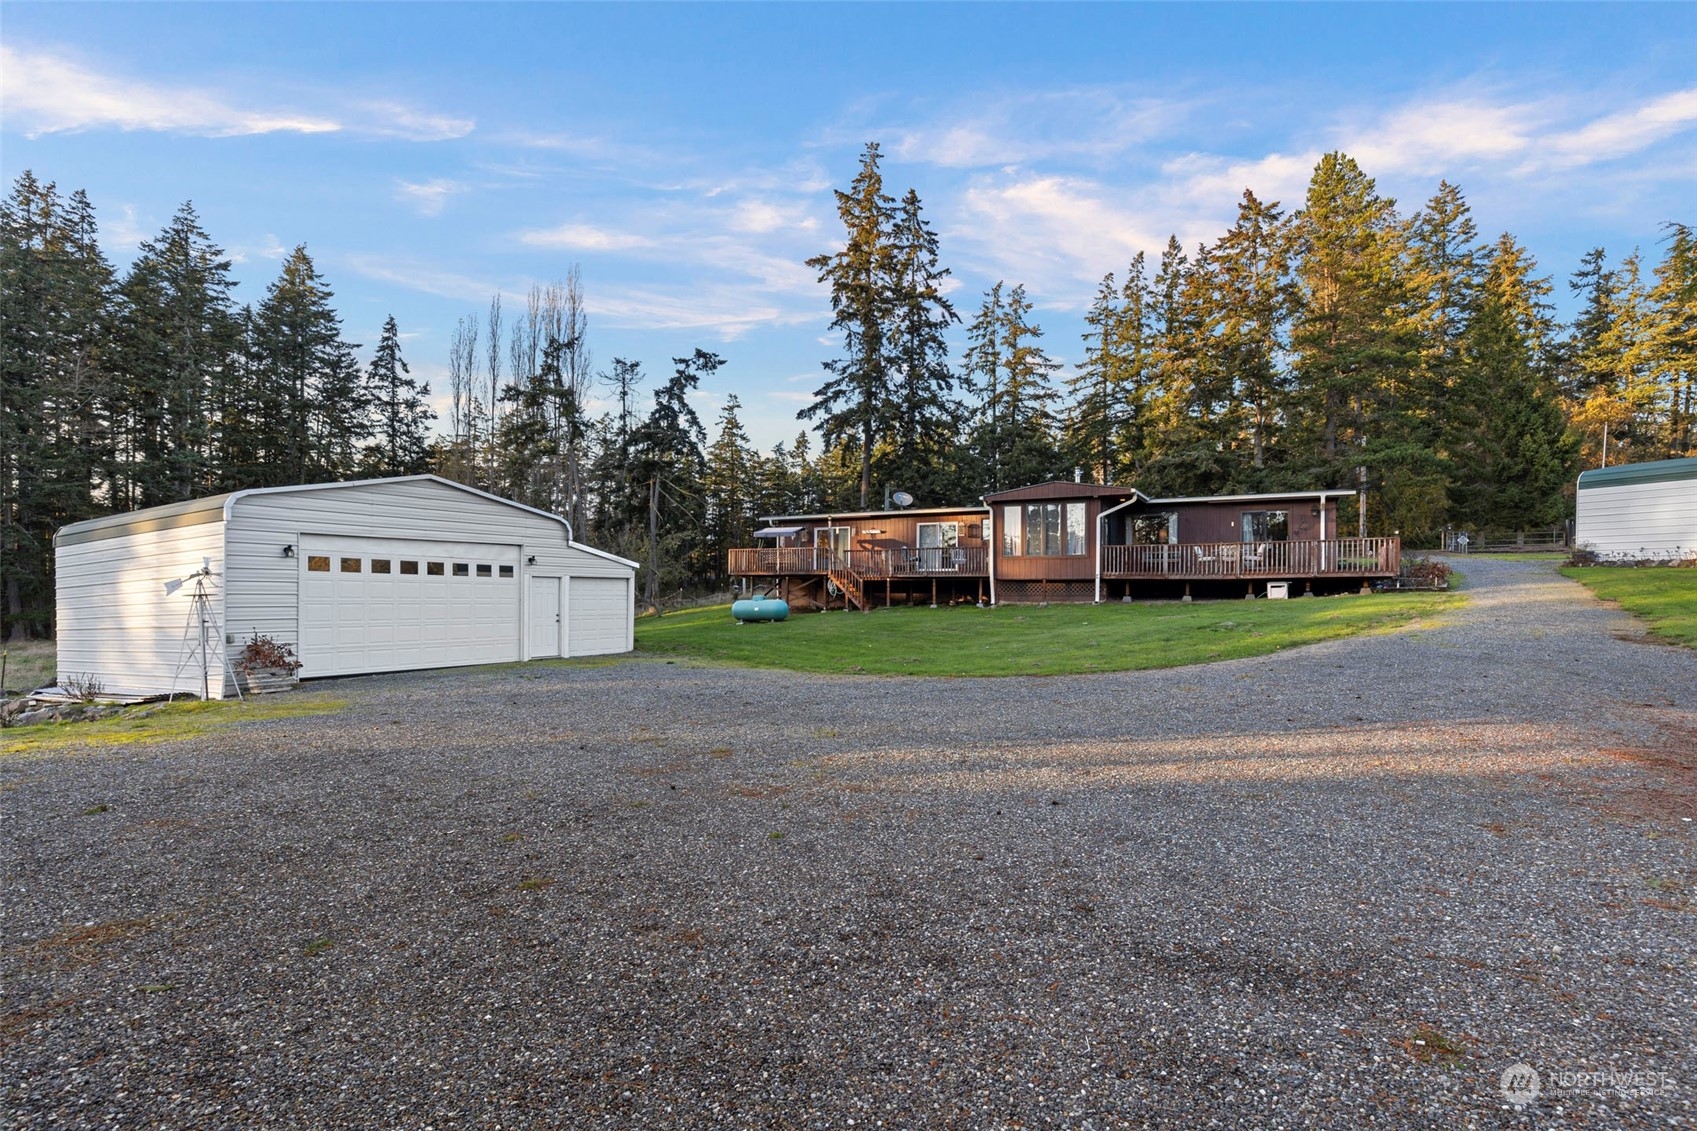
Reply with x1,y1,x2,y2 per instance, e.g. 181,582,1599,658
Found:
453,563,469,577
307,555,330,572
341,557,361,573
400,561,419,575
427,562,444,576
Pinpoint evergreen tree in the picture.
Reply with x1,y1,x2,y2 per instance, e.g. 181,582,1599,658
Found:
1646,224,1697,458
1450,235,1575,527
248,246,351,485
883,187,962,502
703,395,756,589
112,202,240,506
1212,190,1295,477
629,350,714,603
803,142,896,508
363,315,434,476
0,174,115,637
1065,260,1151,485
966,283,1064,490
1289,152,1421,532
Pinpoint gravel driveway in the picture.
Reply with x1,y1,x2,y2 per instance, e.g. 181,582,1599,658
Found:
5,557,1694,1129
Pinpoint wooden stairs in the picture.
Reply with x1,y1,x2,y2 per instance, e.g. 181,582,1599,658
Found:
828,567,868,612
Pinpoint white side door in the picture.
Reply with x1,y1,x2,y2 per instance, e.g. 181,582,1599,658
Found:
528,576,562,658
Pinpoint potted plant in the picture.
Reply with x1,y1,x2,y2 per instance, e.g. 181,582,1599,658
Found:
233,631,301,694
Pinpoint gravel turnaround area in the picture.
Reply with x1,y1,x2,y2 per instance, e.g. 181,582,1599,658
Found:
5,558,1695,1129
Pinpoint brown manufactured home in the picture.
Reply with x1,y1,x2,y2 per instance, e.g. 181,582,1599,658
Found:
729,481,1400,609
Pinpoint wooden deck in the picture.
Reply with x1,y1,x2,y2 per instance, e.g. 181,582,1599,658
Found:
1100,538,1399,579
728,546,991,579
730,537,1399,583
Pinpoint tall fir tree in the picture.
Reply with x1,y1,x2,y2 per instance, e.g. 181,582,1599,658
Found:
113,202,240,506
803,142,896,508
1449,235,1575,528
1211,190,1295,478
0,174,115,637
248,246,351,485
363,315,434,476
883,187,962,503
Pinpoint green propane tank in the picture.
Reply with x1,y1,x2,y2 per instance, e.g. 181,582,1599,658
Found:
731,598,790,623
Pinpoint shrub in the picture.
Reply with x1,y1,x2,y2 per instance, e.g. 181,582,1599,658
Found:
61,673,106,702
1402,557,1452,586
234,632,301,675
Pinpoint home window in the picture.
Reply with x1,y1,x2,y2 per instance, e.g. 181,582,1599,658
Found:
1242,510,1289,542
399,561,419,575
452,563,469,577
371,559,392,574
340,557,361,573
915,522,960,570
1131,513,1178,545
427,561,445,576
306,555,330,573
814,526,851,554
1009,502,1086,556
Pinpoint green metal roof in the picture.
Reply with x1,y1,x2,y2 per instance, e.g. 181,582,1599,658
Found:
1576,456,1697,491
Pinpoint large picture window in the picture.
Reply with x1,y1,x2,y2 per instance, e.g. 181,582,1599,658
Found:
1131,512,1178,545
1004,501,1087,556
1242,510,1290,542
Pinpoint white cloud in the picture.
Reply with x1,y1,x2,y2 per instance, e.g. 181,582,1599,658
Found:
356,101,474,142
589,284,817,339
104,204,149,251
519,222,654,251
343,254,507,303
1545,87,1697,168
0,44,341,137
878,87,1189,169
0,44,471,142
395,178,466,217
1158,151,1319,213
952,174,1171,299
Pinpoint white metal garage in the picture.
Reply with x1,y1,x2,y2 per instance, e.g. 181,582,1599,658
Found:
1575,456,1697,561
54,476,638,698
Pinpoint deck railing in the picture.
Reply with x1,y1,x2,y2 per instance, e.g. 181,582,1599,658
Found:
1100,537,1400,579
731,538,1399,581
729,545,990,578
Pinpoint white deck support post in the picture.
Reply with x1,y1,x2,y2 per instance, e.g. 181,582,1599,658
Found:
1095,496,1141,604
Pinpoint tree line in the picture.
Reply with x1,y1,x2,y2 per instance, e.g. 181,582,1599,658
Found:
3,149,1691,635
801,143,1693,542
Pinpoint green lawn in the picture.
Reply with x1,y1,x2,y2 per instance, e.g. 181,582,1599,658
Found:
635,591,1464,677
1561,567,1697,648
1,641,56,696
2,692,346,757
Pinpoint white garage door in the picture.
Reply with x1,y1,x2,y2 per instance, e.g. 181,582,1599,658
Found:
568,576,629,656
299,536,520,678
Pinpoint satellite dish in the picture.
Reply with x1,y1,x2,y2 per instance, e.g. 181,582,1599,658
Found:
892,491,914,508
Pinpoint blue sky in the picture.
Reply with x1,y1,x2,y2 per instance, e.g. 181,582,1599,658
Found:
3,3,1694,450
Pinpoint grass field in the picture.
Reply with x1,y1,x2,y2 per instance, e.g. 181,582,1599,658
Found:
1561,567,1697,649
635,590,1464,677
2,692,346,757
1,641,56,696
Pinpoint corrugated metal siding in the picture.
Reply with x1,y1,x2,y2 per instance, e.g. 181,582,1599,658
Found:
1575,477,1697,559
54,519,230,698
226,478,635,665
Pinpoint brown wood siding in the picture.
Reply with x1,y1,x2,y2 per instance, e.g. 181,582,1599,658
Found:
1104,500,1340,544
992,495,1103,581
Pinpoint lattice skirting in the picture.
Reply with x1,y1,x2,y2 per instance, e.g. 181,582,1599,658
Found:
993,579,1095,604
